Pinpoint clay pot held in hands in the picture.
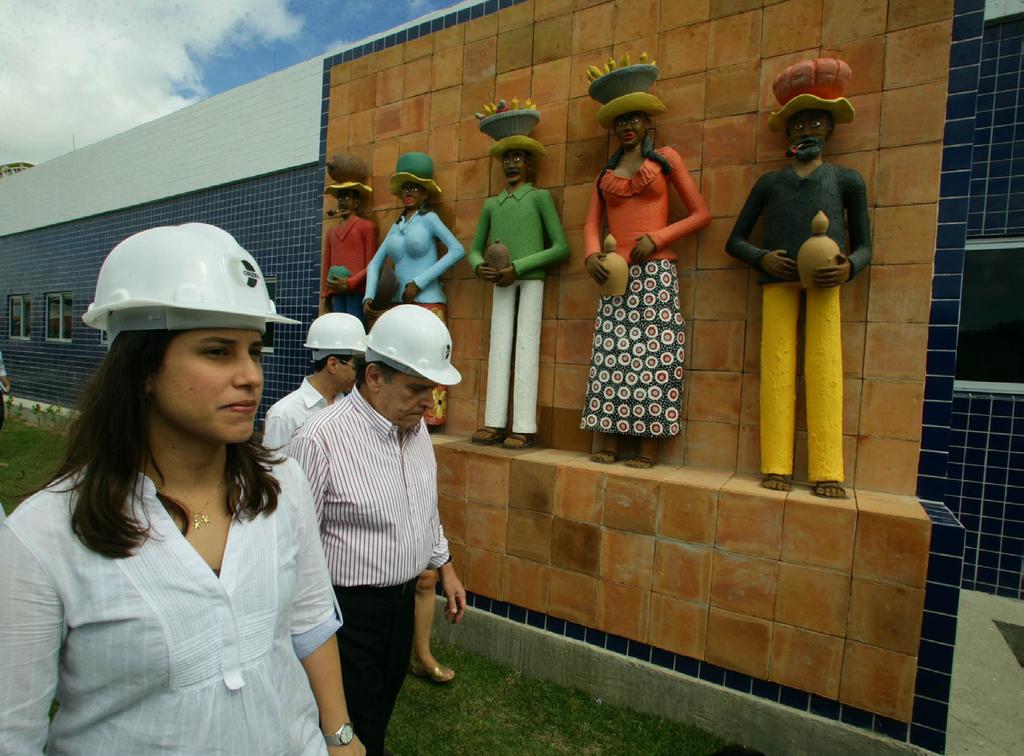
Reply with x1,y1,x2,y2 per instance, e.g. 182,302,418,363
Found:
797,211,842,288
485,240,511,270
599,233,628,297
372,266,399,310
327,265,351,282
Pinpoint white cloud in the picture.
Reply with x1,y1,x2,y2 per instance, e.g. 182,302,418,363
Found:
0,0,304,165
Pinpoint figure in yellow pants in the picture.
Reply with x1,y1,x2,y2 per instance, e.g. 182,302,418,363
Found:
727,58,871,498
760,283,845,487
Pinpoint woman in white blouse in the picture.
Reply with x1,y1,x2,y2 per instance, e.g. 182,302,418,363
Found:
0,224,364,755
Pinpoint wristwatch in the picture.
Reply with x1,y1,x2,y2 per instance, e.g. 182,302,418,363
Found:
324,722,354,747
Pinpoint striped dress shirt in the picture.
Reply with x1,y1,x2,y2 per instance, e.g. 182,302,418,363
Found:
286,387,449,588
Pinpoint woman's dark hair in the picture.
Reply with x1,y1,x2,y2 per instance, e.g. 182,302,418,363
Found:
604,130,672,175
49,329,281,558
396,203,431,221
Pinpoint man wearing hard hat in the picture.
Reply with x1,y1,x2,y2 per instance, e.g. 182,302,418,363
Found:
263,313,366,449
287,304,466,756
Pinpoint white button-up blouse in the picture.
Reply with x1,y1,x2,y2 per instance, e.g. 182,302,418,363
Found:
0,458,338,755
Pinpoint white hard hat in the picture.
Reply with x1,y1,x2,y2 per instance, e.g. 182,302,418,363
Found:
304,313,367,361
365,305,462,385
83,223,298,341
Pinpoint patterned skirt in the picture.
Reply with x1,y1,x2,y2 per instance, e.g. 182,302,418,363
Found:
579,259,685,439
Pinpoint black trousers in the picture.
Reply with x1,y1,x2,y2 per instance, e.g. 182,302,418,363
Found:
333,580,416,756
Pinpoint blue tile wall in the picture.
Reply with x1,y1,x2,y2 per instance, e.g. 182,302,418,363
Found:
945,392,1024,599
917,0,986,516
966,18,1024,236
926,6,1024,606
0,165,323,418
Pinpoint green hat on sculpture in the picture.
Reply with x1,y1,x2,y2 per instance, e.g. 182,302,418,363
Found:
767,58,855,133
325,153,372,199
388,152,442,197
586,52,666,130
476,97,547,160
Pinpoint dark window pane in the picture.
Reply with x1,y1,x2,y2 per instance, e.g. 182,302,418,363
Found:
24,299,30,337
956,246,1024,382
47,295,60,339
9,297,21,337
63,293,73,339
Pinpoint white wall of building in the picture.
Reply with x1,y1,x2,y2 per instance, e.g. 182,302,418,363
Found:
0,57,324,237
987,0,1024,20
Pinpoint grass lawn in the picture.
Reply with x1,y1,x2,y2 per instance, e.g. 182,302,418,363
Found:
0,418,69,516
390,640,725,755
1,419,726,754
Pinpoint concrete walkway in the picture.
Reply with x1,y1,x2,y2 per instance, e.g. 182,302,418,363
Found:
947,589,1024,755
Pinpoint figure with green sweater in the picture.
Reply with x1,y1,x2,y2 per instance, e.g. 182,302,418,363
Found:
469,100,569,448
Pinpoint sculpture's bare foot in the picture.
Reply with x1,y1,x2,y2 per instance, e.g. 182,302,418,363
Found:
624,455,657,469
502,433,533,450
590,449,618,464
761,474,791,492
471,426,504,445
813,480,848,499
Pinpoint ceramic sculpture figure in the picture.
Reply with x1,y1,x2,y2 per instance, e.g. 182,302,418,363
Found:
363,152,465,426
726,58,871,498
322,154,377,324
468,98,569,449
580,53,711,468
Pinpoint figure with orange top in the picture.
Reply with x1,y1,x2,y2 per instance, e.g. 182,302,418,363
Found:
580,53,711,468
726,58,871,498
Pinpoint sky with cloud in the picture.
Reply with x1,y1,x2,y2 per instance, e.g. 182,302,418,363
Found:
0,0,454,166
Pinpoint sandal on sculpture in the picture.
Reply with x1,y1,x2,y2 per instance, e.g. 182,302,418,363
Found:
624,454,656,469
761,473,791,492
813,480,848,499
471,427,504,445
502,433,533,449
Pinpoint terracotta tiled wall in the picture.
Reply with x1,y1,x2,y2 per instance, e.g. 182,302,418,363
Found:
323,0,955,495
435,438,933,721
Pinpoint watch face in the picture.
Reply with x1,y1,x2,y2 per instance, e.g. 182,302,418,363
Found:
326,723,354,746
339,724,354,745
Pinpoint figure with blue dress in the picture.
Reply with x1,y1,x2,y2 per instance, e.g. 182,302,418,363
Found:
363,153,465,426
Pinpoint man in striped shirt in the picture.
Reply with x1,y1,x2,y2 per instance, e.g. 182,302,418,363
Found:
287,305,466,756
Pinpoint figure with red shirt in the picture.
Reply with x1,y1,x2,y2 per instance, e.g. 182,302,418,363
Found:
322,154,377,326
580,54,711,468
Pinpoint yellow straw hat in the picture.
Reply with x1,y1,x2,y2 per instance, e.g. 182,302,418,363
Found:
596,92,666,130
324,182,372,200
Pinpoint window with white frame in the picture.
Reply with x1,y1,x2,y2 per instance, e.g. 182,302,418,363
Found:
46,292,73,341
8,294,31,339
955,237,1024,392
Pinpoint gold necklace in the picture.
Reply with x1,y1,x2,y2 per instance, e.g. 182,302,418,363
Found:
157,484,223,531
191,484,225,530
193,509,211,530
